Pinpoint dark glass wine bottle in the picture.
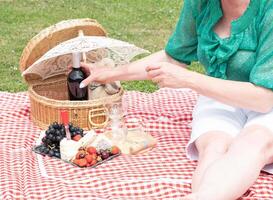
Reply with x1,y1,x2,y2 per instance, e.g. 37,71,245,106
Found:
67,52,88,101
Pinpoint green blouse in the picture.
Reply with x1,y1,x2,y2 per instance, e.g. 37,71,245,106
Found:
165,0,273,90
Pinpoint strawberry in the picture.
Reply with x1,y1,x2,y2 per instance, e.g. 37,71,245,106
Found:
73,134,82,141
91,153,97,160
73,159,80,165
86,163,92,167
78,158,88,167
85,154,94,163
111,146,120,155
87,146,97,154
91,159,97,166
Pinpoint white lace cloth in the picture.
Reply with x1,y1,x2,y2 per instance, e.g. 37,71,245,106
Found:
23,36,149,80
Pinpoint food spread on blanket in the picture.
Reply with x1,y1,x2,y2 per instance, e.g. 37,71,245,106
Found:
34,120,157,168
33,97,156,168
72,145,120,167
34,122,120,167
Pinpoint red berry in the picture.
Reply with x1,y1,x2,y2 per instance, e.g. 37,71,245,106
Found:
73,159,80,165
78,158,88,167
86,163,92,167
85,154,93,163
87,146,97,154
91,153,97,160
91,159,97,166
73,135,82,141
111,146,120,155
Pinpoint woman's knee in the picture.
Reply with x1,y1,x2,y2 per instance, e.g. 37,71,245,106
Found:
229,125,273,164
195,131,233,158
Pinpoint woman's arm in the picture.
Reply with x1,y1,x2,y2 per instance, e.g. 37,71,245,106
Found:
79,50,187,86
147,62,273,113
189,72,273,113
113,50,187,81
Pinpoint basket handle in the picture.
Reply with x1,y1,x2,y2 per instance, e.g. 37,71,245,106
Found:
88,107,109,129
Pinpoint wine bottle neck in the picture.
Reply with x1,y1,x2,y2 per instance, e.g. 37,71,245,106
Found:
72,52,81,68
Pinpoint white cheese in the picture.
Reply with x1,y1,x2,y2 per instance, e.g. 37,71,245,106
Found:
60,139,80,162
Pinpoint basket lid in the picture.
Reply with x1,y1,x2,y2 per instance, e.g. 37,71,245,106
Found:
19,18,107,85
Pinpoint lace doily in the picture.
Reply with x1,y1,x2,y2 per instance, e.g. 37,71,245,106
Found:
22,36,149,80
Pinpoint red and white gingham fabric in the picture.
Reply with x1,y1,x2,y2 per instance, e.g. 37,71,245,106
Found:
1,88,273,200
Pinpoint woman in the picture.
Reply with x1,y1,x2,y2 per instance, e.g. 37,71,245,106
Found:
79,0,273,199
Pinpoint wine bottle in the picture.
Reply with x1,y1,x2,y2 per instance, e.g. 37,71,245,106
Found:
67,52,88,101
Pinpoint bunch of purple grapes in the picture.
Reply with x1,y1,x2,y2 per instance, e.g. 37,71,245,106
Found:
38,122,84,158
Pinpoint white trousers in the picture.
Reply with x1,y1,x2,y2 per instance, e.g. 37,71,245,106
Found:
186,95,273,174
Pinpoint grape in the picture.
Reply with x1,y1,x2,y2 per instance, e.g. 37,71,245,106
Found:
49,128,55,134
47,134,54,140
70,131,76,138
39,145,46,153
45,130,50,135
71,126,77,132
54,152,61,158
52,122,59,129
42,137,47,144
40,122,85,158
60,124,65,129
52,136,57,142
55,130,61,136
79,128,84,135
46,139,52,145
74,131,81,136
48,150,55,157
43,147,49,154
101,151,110,160
106,149,111,154
48,125,54,130
53,148,60,153
56,136,62,141
60,128,65,135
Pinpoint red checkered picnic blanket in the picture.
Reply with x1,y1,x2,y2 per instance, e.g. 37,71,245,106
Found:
1,89,273,200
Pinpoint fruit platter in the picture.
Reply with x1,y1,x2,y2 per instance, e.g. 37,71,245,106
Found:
33,121,121,168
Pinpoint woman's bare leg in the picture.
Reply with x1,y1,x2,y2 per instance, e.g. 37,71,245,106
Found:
183,125,273,200
191,132,232,192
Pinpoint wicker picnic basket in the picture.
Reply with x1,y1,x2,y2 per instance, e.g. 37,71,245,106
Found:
19,19,123,130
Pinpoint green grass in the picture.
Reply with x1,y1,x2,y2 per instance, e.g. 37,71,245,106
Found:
0,0,203,93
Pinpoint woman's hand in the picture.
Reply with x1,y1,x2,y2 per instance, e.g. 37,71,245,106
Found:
146,62,194,88
76,62,118,88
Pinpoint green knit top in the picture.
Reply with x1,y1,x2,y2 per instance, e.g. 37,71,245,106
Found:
165,0,273,90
